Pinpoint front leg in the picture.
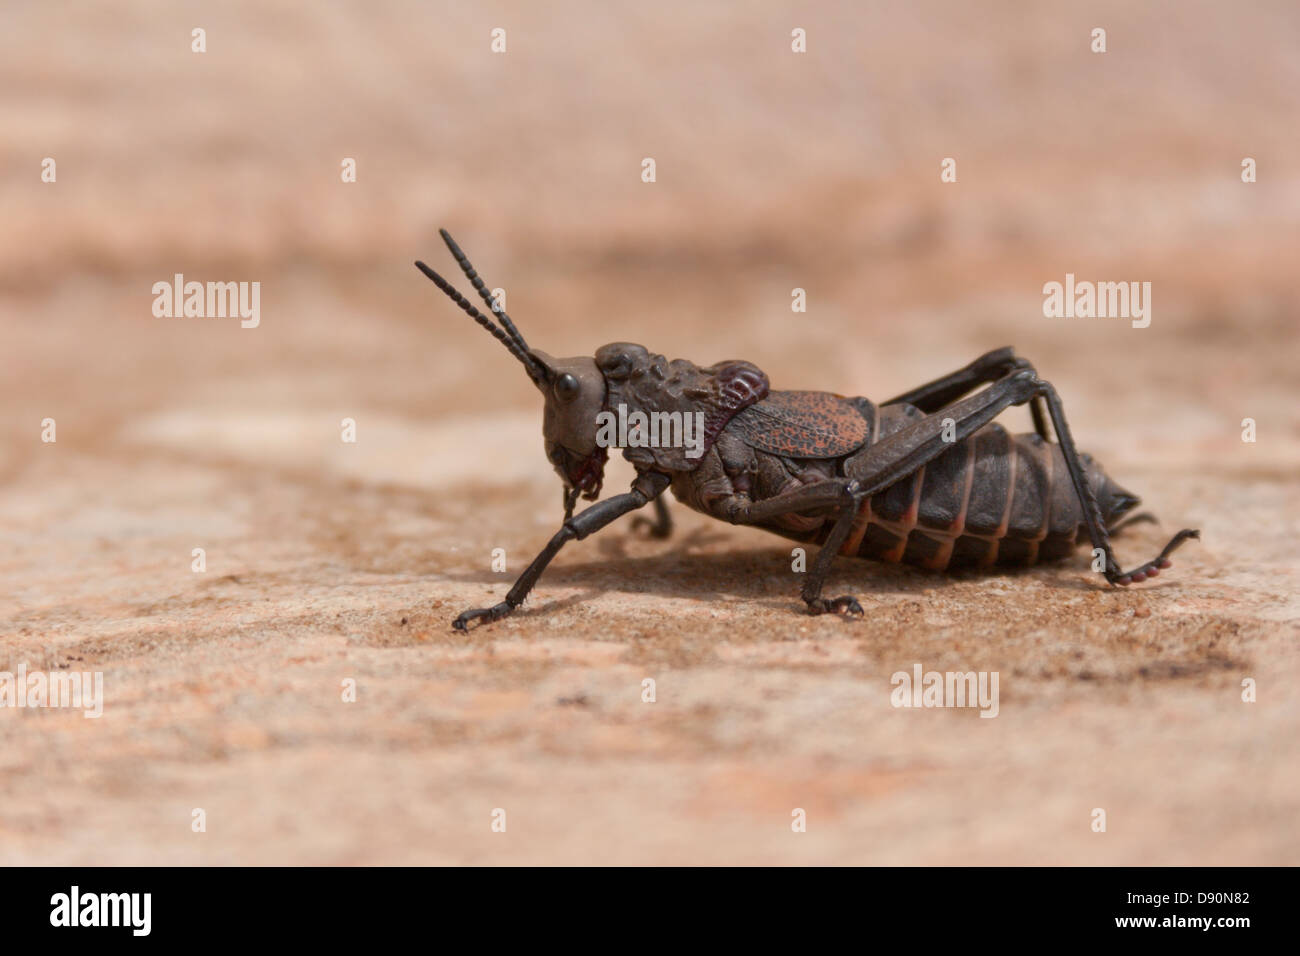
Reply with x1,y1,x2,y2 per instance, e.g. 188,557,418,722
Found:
453,471,671,630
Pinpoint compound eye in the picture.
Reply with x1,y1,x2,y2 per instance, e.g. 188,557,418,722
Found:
554,373,580,402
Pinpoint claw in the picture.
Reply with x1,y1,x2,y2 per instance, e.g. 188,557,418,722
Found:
832,595,864,616
452,601,514,631
806,594,864,617
1105,529,1199,587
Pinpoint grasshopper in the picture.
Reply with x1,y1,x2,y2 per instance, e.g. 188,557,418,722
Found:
416,231,1198,630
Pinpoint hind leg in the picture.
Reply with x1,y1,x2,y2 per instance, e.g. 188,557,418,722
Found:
879,366,1198,585
1032,383,1198,584
885,346,1051,439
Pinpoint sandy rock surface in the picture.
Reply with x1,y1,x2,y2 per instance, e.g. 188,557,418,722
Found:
1,1,1297,864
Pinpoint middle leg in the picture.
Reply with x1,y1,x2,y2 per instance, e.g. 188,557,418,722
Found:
631,496,673,539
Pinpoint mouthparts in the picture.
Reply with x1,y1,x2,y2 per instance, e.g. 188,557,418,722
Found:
569,447,608,500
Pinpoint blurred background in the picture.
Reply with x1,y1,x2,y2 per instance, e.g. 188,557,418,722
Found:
1,1,1297,864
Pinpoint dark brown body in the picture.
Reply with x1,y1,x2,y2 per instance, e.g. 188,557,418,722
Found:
670,391,1138,572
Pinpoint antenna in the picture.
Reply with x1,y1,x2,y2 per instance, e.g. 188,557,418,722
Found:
414,259,547,384
439,229,530,352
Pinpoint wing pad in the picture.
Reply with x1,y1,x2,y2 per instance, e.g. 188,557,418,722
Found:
729,391,870,458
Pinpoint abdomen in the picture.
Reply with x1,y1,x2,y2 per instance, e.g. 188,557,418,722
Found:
832,402,1136,570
